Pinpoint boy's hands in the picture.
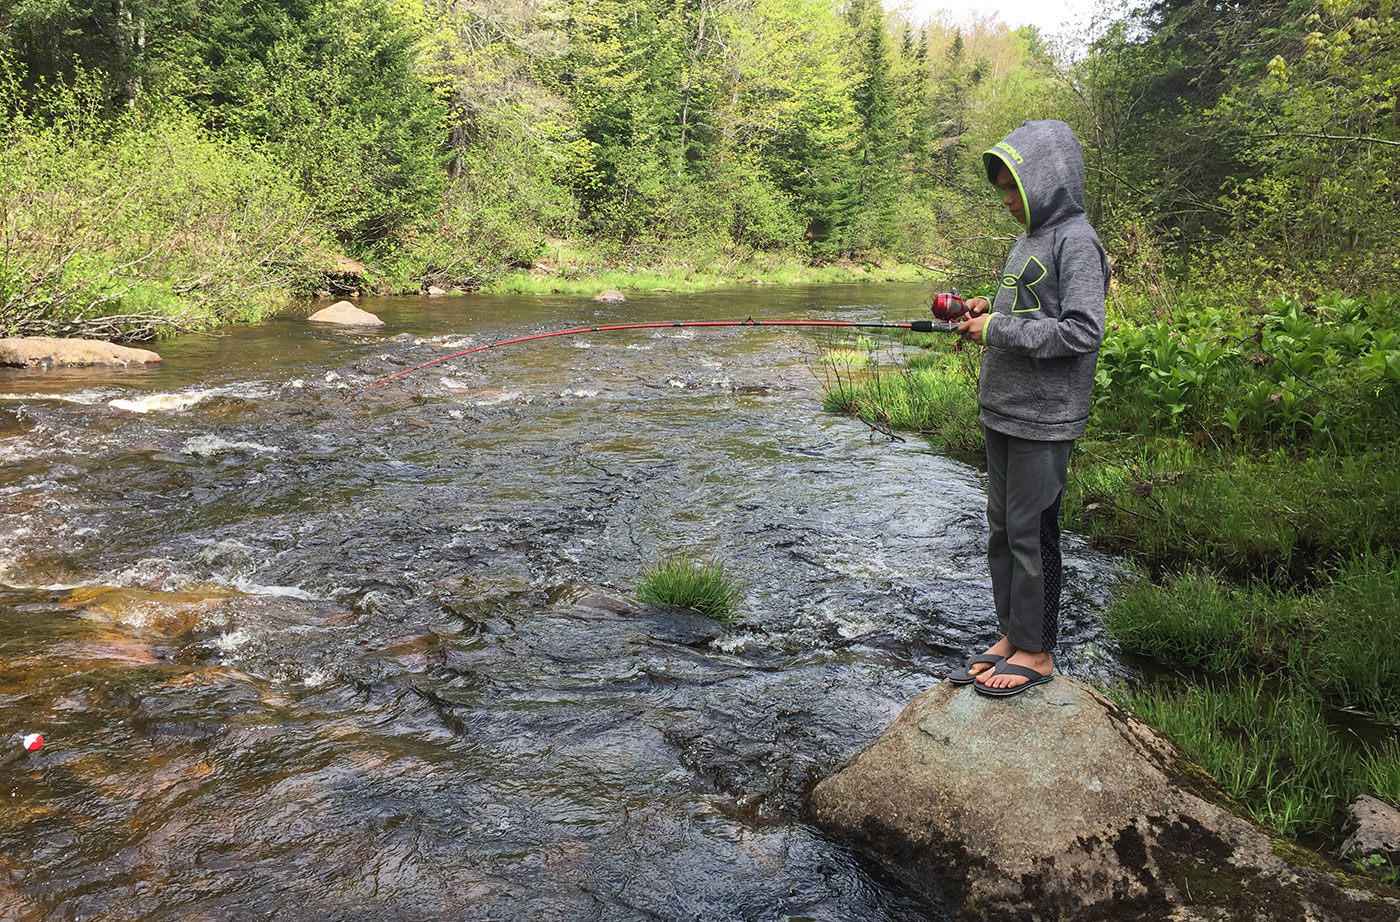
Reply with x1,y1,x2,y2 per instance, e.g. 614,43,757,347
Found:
954,297,991,344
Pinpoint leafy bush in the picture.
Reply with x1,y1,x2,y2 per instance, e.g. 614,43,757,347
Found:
0,83,324,337
1092,295,1400,450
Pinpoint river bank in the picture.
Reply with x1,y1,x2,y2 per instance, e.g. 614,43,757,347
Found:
822,290,1400,879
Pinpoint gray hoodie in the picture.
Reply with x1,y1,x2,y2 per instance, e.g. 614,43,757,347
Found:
979,120,1109,441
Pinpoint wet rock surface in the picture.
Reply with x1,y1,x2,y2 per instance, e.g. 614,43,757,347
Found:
0,337,163,367
810,678,1400,921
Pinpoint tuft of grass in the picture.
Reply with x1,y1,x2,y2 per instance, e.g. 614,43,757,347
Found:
820,347,873,365
1358,738,1400,807
820,349,983,452
1113,677,1377,840
636,556,742,622
1105,574,1264,672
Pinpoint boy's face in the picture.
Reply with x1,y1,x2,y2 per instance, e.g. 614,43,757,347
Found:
995,165,1025,226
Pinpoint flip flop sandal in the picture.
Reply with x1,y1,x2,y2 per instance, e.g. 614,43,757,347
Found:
947,653,1007,685
973,662,1054,697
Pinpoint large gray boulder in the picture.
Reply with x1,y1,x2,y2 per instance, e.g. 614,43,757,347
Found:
0,337,162,367
307,300,384,326
809,678,1398,921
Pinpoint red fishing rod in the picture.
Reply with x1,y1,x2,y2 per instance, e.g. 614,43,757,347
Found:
364,299,969,392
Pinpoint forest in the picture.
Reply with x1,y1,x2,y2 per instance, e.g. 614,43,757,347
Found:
3,0,1396,333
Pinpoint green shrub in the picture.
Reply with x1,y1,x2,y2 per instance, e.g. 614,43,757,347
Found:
636,557,742,622
0,95,324,337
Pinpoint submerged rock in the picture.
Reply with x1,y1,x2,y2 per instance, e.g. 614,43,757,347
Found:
307,300,384,326
1340,795,1400,874
809,678,1398,921
592,289,626,303
0,337,162,367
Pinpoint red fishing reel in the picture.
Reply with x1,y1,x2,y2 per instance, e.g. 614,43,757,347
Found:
931,290,969,322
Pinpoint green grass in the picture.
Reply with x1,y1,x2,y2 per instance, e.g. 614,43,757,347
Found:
821,348,982,452
1067,443,1400,585
1106,555,1400,723
482,256,930,295
1113,677,1389,840
636,556,742,622
820,347,874,366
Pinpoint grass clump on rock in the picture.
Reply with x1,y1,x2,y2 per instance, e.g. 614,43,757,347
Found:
636,556,742,622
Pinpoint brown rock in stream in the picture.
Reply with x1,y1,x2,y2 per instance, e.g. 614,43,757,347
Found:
307,300,384,326
63,585,238,636
809,677,1399,921
0,337,162,367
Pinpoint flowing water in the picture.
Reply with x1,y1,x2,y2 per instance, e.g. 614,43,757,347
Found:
0,284,1125,921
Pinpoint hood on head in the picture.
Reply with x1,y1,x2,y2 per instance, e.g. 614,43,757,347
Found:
983,120,1086,233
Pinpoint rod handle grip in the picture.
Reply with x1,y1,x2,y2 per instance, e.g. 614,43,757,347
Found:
910,320,957,333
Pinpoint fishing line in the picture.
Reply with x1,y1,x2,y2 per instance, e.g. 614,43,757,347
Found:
362,316,961,391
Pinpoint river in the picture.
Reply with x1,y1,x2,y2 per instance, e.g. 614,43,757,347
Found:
0,284,1123,921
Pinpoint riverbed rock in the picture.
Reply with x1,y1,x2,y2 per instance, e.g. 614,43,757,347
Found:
307,300,384,326
62,585,237,636
592,289,626,303
425,285,448,296
809,677,1399,921
0,407,33,434
1339,795,1400,872
0,337,163,368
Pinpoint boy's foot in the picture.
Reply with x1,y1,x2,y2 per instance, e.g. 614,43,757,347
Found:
976,649,1053,691
969,636,1015,679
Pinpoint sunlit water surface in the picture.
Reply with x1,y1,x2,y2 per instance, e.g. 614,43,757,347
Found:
0,284,1125,920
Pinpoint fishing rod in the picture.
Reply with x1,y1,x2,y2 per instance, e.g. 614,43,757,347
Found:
363,292,971,392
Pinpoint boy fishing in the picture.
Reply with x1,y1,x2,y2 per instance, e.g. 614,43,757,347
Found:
945,119,1110,697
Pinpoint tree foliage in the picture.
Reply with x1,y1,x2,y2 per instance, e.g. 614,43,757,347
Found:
3,0,1393,320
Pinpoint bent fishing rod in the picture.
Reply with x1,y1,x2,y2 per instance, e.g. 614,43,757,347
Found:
363,292,970,392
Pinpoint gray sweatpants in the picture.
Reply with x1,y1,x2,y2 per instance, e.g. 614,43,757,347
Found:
984,427,1073,653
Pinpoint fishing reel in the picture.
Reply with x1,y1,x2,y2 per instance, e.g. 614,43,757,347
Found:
931,289,969,322
907,289,969,333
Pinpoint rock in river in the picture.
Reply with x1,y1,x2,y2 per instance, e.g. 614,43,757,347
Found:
0,337,162,367
809,677,1399,921
307,300,384,326
1339,795,1400,875
592,289,626,303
